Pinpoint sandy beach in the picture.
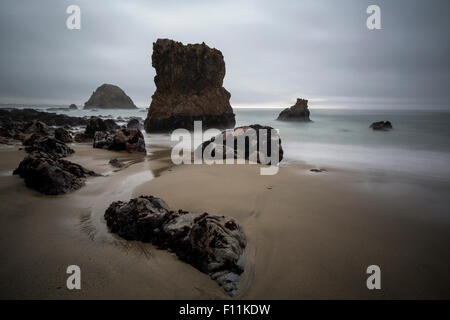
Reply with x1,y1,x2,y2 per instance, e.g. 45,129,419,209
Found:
1,141,449,299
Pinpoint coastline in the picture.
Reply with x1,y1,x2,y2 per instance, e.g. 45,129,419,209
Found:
1,142,449,299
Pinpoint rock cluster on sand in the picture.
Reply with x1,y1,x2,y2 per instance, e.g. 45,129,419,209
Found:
277,98,311,122
93,128,146,153
0,117,76,147
197,124,284,164
104,196,246,297
80,116,119,140
84,84,137,109
144,39,236,132
24,136,74,158
13,152,97,195
370,121,393,131
13,122,97,195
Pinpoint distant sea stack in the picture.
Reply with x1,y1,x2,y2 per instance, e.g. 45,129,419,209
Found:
370,121,393,131
84,84,137,109
144,39,236,132
277,98,311,122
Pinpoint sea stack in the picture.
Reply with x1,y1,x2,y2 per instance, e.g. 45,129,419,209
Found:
277,98,311,122
84,84,137,109
144,39,236,132
370,121,393,131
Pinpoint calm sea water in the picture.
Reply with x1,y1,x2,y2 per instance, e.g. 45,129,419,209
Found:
235,108,450,181
3,105,450,181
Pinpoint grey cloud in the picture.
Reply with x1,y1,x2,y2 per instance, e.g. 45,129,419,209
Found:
0,0,449,109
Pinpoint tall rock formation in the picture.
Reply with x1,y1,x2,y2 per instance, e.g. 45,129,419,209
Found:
144,39,236,132
84,84,137,109
277,98,311,122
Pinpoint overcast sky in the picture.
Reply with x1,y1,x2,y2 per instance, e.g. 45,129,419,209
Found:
0,0,449,109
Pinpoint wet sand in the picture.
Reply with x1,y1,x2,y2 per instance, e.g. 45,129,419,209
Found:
0,143,449,299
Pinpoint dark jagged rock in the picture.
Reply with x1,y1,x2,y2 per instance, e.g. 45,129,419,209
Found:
84,84,137,109
24,137,74,158
370,121,393,131
0,120,25,141
277,98,311,122
144,39,236,132
197,124,284,164
104,196,246,297
55,128,73,143
13,152,97,195
93,128,146,153
109,158,125,168
0,136,12,145
74,133,91,143
104,119,119,131
69,104,78,110
0,109,87,127
84,117,119,138
126,118,142,130
84,117,107,138
23,120,51,136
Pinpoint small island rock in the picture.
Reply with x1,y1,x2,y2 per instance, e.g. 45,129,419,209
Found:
84,84,137,109
277,98,311,122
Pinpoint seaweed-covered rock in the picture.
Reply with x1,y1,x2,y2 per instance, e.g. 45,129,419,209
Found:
144,39,235,132
104,196,246,297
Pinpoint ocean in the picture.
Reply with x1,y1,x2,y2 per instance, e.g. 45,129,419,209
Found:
3,105,450,182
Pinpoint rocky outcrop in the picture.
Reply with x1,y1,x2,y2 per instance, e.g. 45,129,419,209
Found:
84,117,119,138
0,121,25,141
370,121,392,131
54,128,73,143
73,133,90,143
144,39,235,132
13,151,97,195
84,84,137,109
4,111,97,194
23,120,51,137
104,196,246,297
196,124,284,164
104,119,119,131
69,104,78,110
126,118,142,130
84,117,107,138
0,109,87,127
24,137,74,158
277,98,311,122
93,128,146,153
